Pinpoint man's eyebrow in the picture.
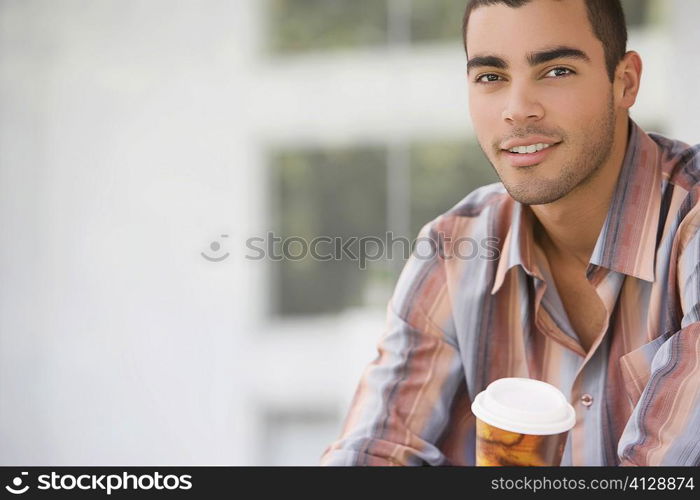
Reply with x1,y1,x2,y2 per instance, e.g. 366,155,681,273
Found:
467,46,591,74
466,55,507,74
527,46,591,66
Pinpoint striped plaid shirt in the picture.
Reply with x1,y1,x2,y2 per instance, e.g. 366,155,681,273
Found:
321,119,700,466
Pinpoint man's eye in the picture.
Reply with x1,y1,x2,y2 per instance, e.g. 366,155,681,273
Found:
474,68,574,84
476,74,502,84
545,67,575,78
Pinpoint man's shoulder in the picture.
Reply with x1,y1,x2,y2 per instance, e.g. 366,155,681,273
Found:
647,130,700,255
424,182,512,235
649,131,700,192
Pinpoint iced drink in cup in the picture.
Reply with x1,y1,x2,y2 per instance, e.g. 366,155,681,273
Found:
471,377,576,466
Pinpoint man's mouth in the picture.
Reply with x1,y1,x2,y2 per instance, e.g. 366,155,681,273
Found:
506,142,554,154
501,141,562,167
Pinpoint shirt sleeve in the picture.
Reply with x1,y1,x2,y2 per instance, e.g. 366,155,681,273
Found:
320,219,468,466
617,216,700,466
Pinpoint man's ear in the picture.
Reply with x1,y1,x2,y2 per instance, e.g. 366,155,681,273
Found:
616,51,643,108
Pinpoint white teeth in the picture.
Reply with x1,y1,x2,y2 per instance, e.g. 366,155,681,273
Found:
508,143,552,154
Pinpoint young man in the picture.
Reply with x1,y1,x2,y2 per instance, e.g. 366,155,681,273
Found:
321,0,700,466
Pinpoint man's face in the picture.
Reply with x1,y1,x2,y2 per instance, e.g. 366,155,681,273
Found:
466,0,618,205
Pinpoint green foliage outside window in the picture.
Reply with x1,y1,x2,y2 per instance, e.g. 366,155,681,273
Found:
270,146,388,316
410,139,498,239
267,0,657,55
270,140,497,316
410,0,466,44
621,0,651,28
266,0,388,54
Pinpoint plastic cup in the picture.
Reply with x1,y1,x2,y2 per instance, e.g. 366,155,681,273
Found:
471,377,576,466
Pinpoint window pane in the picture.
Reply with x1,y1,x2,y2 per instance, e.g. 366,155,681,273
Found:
409,140,498,239
270,146,388,316
410,0,466,44
267,0,388,54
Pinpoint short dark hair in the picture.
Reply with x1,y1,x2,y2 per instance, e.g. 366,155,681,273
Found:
462,0,628,82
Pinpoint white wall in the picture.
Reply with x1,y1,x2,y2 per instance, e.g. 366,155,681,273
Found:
0,0,262,464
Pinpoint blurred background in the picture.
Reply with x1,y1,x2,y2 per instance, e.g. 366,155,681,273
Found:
0,0,697,465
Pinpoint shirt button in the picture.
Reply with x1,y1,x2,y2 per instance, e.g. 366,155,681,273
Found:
580,394,594,407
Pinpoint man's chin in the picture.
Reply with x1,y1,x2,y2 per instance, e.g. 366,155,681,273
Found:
502,183,571,206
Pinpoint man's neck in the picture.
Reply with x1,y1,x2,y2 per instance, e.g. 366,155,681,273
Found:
531,117,631,269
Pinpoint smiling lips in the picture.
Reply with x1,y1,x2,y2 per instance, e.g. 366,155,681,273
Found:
501,138,562,167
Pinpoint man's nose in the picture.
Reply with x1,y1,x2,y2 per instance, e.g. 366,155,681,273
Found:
501,84,544,124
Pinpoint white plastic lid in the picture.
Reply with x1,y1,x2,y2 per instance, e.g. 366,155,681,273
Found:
471,378,576,435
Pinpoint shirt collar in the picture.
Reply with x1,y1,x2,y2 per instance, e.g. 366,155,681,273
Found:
490,201,542,295
587,119,661,282
491,118,661,296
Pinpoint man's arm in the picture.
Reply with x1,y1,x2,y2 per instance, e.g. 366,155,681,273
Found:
320,219,468,466
617,211,700,466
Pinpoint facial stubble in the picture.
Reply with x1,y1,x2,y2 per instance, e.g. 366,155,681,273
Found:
482,92,617,206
